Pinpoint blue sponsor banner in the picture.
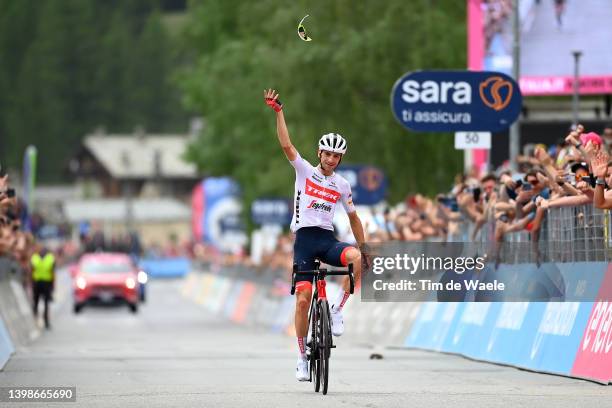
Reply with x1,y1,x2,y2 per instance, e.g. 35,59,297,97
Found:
474,302,534,364
406,302,465,351
442,302,498,357
336,165,387,205
390,70,522,132
516,302,591,374
201,177,244,246
140,257,191,278
251,198,292,226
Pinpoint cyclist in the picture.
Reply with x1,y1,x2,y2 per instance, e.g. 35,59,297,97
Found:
264,88,367,382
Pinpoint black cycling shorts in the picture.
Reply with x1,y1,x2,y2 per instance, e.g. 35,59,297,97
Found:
293,227,354,284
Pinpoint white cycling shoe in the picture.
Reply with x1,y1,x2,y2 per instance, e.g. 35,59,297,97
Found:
296,358,309,382
330,309,344,337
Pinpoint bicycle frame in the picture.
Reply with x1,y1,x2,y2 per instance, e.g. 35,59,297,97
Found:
290,261,354,395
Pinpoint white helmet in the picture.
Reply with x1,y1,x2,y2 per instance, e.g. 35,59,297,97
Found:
318,133,347,155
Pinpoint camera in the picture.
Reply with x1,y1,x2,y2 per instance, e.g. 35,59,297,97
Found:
580,176,596,187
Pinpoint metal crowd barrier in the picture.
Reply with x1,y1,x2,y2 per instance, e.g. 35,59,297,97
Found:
544,205,607,262
194,260,294,286
463,204,610,264
447,216,474,242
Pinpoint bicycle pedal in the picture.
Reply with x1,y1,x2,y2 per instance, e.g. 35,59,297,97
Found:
330,345,336,348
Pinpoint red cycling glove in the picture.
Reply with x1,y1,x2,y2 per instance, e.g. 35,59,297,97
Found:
265,97,283,112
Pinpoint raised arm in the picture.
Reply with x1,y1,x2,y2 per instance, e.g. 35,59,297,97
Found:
264,88,297,161
565,125,594,169
592,150,612,209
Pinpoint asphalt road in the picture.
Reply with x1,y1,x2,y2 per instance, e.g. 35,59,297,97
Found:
0,276,610,408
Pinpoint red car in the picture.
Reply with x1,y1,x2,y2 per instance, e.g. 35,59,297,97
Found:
71,253,140,314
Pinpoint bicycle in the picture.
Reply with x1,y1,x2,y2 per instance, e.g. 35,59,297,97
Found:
290,260,354,395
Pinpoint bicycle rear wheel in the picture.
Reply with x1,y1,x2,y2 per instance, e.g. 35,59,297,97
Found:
318,300,331,395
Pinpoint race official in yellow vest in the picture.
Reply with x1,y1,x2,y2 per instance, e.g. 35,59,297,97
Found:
31,247,55,329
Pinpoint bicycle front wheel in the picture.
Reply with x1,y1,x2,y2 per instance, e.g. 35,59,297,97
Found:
310,299,321,392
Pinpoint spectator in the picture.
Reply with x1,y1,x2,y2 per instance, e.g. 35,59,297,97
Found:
31,244,55,329
602,123,612,153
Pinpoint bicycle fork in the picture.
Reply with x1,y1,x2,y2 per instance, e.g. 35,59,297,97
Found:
317,279,327,300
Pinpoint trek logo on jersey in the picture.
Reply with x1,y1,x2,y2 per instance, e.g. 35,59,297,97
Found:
306,200,332,212
305,179,340,203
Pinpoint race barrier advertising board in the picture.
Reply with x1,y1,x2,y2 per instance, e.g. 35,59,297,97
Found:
571,263,612,382
184,260,612,384
0,258,41,369
0,318,14,370
406,262,612,384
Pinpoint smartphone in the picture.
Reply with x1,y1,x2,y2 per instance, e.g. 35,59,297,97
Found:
6,188,15,198
514,179,523,188
523,184,533,191
472,187,482,202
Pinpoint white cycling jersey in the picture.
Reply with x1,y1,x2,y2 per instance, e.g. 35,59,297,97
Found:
289,152,355,232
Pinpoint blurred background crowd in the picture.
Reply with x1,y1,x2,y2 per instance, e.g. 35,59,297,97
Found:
4,122,612,286
0,0,611,288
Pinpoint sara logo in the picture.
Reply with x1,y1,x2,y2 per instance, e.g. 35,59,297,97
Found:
359,167,384,192
479,76,513,111
391,70,522,133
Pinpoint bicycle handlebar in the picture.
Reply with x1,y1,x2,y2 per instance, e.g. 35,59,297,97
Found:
290,263,355,295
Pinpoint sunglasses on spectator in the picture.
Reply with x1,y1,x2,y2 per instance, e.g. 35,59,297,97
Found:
527,178,539,186
574,173,588,182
